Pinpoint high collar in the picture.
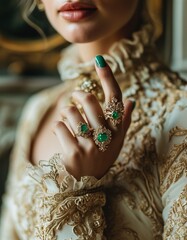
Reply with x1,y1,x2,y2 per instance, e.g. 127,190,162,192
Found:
58,24,154,82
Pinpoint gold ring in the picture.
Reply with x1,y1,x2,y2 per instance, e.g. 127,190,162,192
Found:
93,125,112,152
104,97,124,126
75,76,104,102
76,122,92,138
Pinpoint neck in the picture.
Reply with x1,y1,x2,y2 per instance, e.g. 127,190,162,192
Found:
76,37,122,62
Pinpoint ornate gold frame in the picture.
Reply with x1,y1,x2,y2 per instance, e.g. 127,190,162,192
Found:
0,34,66,74
0,34,65,53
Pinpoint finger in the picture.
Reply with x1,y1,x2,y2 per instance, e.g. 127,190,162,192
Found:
95,55,122,103
60,105,93,144
72,91,106,129
53,121,78,155
123,99,136,133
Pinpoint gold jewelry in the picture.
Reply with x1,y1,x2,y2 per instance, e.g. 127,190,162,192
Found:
75,75,104,102
76,122,92,138
104,97,124,126
72,76,104,114
36,0,45,11
93,125,112,152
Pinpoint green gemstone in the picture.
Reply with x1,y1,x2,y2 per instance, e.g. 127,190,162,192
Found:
81,124,88,133
112,111,119,120
97,133,108,142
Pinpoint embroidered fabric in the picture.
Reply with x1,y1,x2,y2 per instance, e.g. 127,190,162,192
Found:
27,153,120,194
28,155,107,239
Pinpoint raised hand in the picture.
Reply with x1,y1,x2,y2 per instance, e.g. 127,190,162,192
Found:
53,55,135,180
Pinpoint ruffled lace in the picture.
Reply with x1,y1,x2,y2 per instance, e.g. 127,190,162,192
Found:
27,153,122,194
58,24,153,81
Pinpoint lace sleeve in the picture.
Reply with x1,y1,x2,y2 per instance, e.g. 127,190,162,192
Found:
159,104,187,239
27,153,116,240
0,164,20,240
0,195,20,240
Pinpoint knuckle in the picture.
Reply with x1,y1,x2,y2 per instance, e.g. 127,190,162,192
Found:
61,106,77,116
54,121,63,130
86,141,96,153
101,72,109,81
84,93,96,103
68,106,78,114
100,68,110,79
53,121,65,135
111,91,122,100
69,148,81,160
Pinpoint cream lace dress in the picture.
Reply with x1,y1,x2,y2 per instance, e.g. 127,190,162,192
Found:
0,25,187,240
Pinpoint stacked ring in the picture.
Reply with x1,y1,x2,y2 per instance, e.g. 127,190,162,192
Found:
76,122,92,138
93,125,112,152
104,97,124,126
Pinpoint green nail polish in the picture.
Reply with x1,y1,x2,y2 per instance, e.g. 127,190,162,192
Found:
132,101,136,111
95,55,107,68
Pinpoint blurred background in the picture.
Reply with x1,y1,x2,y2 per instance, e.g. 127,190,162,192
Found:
0,0,187,208
0,0,67,208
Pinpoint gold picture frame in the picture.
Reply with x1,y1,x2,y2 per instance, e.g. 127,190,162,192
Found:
0,33,66,74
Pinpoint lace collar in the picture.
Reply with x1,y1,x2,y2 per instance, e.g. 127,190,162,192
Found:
58,24,153,81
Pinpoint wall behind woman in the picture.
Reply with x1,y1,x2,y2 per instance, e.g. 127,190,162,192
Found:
163,0,187,80
170,0,187,80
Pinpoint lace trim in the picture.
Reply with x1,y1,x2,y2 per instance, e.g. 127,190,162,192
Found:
169,126,187,141
163,185,187,239
160,126,187,195
160,153,187,195
27,153,122,194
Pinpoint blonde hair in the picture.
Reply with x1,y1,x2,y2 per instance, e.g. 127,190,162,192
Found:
19,0,47,39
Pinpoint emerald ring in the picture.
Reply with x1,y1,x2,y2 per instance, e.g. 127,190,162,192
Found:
104,97,124,126
76,122,92,138
93,125,112,152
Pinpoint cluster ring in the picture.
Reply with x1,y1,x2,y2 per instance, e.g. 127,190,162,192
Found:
76,122,92,138
93,125,112,152
104,97,124,126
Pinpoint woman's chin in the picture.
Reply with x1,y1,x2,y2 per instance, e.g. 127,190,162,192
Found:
56,22,101,43
61,32,97,44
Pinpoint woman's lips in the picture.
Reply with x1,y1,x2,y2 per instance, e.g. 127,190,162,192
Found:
58,2,97,22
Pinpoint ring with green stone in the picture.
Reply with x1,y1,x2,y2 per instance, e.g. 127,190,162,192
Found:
104,97,124,126
93,125,112,152
76,122,92,138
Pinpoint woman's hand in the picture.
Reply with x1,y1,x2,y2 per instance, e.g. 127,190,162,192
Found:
53,55,135,180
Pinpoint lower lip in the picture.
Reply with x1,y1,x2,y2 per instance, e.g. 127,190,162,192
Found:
59,9,96,22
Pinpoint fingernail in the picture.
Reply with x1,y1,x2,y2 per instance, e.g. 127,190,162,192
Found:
131,100,136,111
95,55,107,68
